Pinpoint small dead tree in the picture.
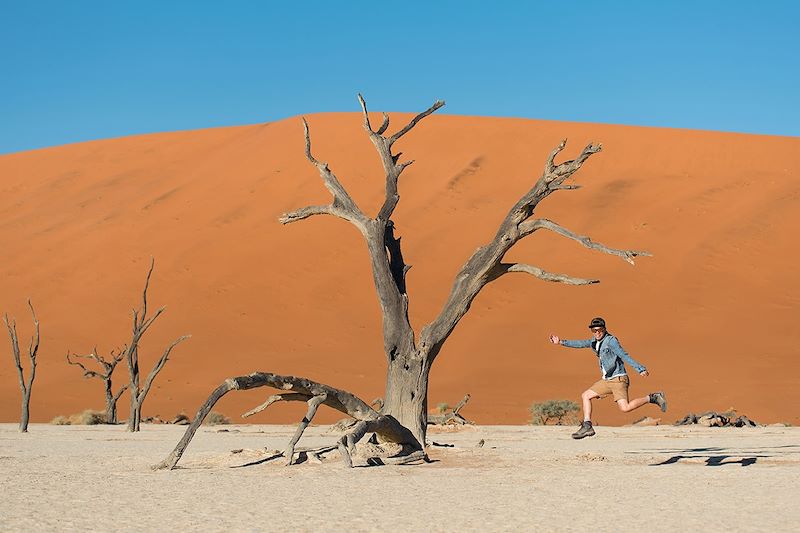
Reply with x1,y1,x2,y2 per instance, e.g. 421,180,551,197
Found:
125,259,190,432
158,95,649,469
428,394,472,426
66,347,129,423
3,300,40,433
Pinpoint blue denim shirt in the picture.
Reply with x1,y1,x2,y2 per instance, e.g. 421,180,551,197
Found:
561,333,646,380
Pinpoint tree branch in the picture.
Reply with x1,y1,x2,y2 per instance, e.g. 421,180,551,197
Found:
66,352,103,379
279,204,352,225
452,394,471,416
299,118,366,223
520,219,651,265
376,112,390,135
544,139,567,175
140,258,155,326
241,393,311,418
541,141,603,187
139,335,191,402
495,263,599,285
285,393,327,465
357,94,391,135
4,314,25,394
137,307,166,339
388,100,445,146
26,300,39,372
113,383,129,402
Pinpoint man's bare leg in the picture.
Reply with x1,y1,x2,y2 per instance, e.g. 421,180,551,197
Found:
581,389,600,421
616,396,650,413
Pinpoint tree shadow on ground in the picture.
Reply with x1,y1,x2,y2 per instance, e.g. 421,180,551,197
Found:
653,454,762,466
231,452,283,468
626,445,800,467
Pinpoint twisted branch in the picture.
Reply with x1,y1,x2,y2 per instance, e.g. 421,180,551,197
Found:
154,372,420,470
66,352,100,378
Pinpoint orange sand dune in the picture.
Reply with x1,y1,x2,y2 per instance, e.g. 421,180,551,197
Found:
1,113,799,427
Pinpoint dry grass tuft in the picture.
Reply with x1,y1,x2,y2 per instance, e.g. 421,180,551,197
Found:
51,410,108,425
529,399,580,426
204,411,231,426
68,410,108,425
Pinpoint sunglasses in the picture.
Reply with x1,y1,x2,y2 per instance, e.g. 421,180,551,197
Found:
590,328,605,333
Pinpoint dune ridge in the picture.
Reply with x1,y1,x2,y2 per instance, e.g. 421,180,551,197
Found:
1,113,798,426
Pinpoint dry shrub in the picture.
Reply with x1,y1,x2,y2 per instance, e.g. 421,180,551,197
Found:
51,415,70,425
529,399,580,425
204,411,231,426
170,413,191,425
68,410,108,425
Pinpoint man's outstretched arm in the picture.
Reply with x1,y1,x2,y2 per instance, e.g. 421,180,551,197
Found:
550,334,592,348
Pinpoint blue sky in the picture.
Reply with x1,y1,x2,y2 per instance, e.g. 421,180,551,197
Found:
1,1,798,154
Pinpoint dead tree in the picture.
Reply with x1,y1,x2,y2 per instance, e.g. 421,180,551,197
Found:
3,300,40,433
428,394,472,426
66,347,129,423
158,95,648,469
125,259,190,432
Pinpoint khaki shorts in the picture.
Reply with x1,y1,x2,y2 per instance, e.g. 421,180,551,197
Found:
589,375,630,402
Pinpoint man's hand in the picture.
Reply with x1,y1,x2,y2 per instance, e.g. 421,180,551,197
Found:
549,334,560,345
639,370,650,377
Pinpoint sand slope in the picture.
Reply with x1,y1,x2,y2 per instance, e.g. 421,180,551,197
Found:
1,113,798,426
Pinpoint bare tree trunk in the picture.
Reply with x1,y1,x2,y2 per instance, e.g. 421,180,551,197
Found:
103,379,114,422
127,346,141,431
382,352,431,445
3,301,40,433
20,390,32,432
109,383,127,424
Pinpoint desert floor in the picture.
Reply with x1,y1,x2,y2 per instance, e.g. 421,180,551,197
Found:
1,423,798,532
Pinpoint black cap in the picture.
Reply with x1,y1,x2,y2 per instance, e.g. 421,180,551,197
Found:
588,317,606,329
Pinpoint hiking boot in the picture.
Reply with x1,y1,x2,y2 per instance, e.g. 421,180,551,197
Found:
649,391,667,412
571,421,595,439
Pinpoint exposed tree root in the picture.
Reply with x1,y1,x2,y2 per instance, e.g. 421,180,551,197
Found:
152,372,423,470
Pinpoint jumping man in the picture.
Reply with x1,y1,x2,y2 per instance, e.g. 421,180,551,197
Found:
549,317,667,439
